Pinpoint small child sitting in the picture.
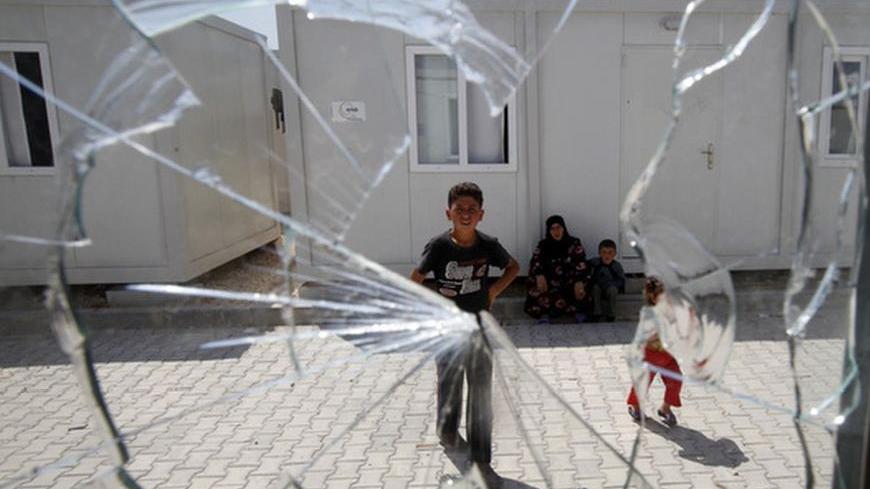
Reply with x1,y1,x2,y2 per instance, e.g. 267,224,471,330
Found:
626,277,682,426
587,239,625,322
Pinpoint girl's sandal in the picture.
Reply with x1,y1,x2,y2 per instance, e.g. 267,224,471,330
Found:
657,409,677,426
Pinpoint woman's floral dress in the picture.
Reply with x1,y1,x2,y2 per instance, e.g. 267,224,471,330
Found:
524,237,590,319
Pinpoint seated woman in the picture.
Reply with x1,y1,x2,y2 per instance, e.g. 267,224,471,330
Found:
524,215,590,323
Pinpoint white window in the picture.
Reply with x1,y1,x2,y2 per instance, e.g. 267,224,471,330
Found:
0,43,59,175
819,46,869,166
406,46,517,172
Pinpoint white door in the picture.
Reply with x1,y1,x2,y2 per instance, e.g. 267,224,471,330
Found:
620,46,724,256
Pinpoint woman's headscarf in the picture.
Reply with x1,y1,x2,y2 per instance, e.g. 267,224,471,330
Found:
541,215,572,257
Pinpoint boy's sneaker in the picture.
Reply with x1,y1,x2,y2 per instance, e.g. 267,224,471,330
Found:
606,315,616,322
574,312,587,323
628,405,641,422
535,316,551,325
657,409,677,427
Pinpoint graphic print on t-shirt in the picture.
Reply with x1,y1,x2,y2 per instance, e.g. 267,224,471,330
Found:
438,258,488,298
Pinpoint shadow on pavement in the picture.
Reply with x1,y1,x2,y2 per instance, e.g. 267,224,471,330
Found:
0,327,257,367
643,419,749,468
5,310,850,367
502,307,848,349
441,436,541,489
500,477,542,489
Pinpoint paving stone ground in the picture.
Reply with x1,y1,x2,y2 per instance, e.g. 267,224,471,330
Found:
0,303,850,489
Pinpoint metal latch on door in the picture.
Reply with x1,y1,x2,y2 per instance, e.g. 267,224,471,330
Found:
701,143,714,169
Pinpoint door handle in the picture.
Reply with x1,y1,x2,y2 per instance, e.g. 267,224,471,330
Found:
701,143,714,169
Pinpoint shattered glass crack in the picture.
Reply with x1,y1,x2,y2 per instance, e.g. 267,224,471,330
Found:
0,0,868,488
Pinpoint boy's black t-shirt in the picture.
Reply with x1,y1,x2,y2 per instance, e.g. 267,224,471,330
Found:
418,231,511,313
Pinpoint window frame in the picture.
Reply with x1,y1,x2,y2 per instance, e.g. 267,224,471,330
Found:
819,46,869,167
0,42,60,176
405,45,517,173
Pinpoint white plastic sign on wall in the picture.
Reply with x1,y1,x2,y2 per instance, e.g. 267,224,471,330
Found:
331,101,366,122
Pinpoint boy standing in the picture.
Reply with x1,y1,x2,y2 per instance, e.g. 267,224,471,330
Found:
410,182,519,484
588,239,626,322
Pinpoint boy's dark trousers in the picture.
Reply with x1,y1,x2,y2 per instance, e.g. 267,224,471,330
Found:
435,330,493,464
592,284,619,318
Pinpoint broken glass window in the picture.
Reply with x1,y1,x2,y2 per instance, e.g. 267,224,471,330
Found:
0,0,869,488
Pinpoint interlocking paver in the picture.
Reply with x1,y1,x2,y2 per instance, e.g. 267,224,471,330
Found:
221,466,256,486
0,312,848,488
